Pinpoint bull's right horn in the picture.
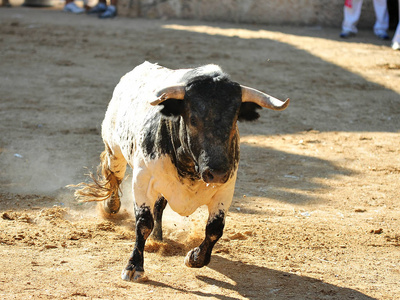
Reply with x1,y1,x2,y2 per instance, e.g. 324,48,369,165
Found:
241,85,290,111
150,84,186,106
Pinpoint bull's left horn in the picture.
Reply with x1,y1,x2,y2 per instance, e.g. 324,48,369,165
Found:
150,84,186,106
241,85,290,111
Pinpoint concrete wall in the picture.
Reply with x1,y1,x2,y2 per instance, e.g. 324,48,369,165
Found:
117,0,378,28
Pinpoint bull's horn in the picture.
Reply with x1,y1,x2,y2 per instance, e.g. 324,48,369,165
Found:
150,84,186,106
241,85,290,111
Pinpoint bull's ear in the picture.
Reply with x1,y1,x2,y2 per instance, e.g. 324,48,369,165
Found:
238,102,262,121
158,98,184,119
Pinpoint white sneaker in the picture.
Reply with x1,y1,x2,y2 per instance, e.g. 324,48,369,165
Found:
63,2,85,14
392,42,400,51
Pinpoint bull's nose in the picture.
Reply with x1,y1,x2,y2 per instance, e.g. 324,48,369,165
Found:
201,168,229,184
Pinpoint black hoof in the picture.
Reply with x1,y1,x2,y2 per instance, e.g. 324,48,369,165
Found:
184,247,208,268
121,264,147,282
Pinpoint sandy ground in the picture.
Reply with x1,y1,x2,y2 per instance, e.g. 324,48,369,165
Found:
1,3,400,300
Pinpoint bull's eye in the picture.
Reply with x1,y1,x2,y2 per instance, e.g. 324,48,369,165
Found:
190,116,197,127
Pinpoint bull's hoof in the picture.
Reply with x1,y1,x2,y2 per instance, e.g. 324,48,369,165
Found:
103,192,121,214
184,247,207,268
121,265,148,282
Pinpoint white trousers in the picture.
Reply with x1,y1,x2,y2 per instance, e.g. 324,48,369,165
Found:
342,0,389,34
393,0,400,43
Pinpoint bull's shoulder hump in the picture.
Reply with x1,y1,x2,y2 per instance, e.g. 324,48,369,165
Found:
134,61,168,73
120,62,191,88
196,64,223,75
182,64,226,83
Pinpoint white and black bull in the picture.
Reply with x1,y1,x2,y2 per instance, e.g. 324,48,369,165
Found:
73,62,289,282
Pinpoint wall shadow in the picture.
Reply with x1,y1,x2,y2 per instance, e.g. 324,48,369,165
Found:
154,20,398,207
159,21,399,135
234,143,352,206
2,11,397,207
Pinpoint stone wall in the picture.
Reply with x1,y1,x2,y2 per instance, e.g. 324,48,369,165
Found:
117,0,379,28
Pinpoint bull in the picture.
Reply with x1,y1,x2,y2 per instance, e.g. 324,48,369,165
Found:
73,61,289,281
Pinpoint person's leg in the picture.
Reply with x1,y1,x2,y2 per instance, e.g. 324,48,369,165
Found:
87,0,107,14
1,0,11,7
99,0,117,18
341,0,364,37
373,0,389,39
392,0,400,49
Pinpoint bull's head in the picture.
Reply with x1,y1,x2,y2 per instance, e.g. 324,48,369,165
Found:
151,76,289,184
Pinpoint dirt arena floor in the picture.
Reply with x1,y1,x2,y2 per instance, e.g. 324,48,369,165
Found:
1,3,400,300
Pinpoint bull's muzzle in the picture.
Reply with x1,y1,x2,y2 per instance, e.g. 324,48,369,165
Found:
201,167,230,184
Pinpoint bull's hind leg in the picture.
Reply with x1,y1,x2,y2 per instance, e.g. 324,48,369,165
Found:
185,209,225,268
152,196,168,241
121,204,154,282
99,146,127,214
73,144,127,214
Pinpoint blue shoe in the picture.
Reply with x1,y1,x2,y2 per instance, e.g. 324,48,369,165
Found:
64,2,85,14
340,31,356,38
87,2,107,14
375,32,389,40
99,5,116,18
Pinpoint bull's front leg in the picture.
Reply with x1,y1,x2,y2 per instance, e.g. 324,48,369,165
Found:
121,204,154,282
184,208,225,268
185,180,235,268
152,196,168,241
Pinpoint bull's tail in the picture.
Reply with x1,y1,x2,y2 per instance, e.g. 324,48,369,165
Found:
70,150,122,203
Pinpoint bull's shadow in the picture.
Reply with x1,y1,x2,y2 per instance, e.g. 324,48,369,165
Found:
203,255,376,300
147,255,376,300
